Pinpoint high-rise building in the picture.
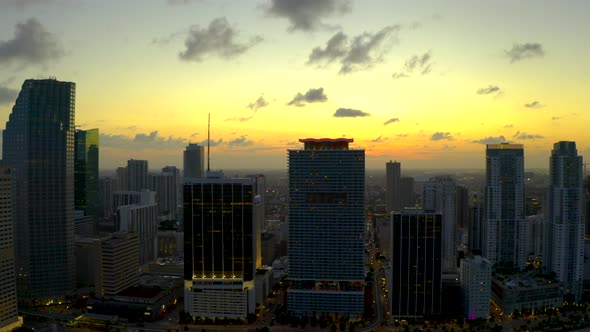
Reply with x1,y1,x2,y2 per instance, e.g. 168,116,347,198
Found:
75,128,99,230
459,255,492,320
0,168,20,330
116,192,158,266
468,193,484,256
101,232,140,296
183,143,205,179
399,177,416,209
544,141,584,298
423,176,458,272
116,167,128,191
484,143,528,270
287,138,365,316
184,171,257,319
391,210,442,318
128,159,148,191
99,177,118,222
2,78,76,305
386,161,401,212
152,172,177,221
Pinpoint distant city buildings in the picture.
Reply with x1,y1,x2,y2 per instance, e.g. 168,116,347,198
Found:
128,159,148,191
484,143,528,270
183,143,205,179
287,138,365,316
75,128,100,232
386,161,415,213
2,78,77,305
391,210,442,319
544,141,584,299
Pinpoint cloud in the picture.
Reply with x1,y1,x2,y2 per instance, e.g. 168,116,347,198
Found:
224,116,253,122
392,51,433,79
265,0,351,32
1,0,56,9
179,17,263,62
524,101,544,109
287,87,328,107
371,135,387,143
505,43,545,63
308,26,400,74
396,134,408,138
504,124,513,128
476,85,501,95
333,108,370,118
247,96,269,111
0,86,18,105
198,138,223,147
166,0,200,4
383,117,400,125
227,135,254,147
471,136,509,144
430,132,453,141
552,116,561,121
100,131,188,150
513,131,544,140
0,18,65,67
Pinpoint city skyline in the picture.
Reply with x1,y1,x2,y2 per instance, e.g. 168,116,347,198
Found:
1,1,589,170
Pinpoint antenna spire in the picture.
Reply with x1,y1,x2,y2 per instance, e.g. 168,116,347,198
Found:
207,113,211,172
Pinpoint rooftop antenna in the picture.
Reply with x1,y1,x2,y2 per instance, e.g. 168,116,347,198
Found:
207,113,211,172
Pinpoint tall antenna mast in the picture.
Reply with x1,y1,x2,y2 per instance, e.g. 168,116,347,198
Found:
207,113,211,172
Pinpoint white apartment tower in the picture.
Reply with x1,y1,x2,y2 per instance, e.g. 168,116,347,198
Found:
459,255,492,320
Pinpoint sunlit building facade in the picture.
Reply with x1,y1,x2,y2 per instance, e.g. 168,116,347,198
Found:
75,128,99,231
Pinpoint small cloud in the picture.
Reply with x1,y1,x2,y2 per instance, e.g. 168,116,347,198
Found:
383,117,400,126
431,132,453,141
333,108,370,118
513,131,544,140
472,136,509,144
224,116,253,122
100,131,188,150
477,85,501,95
371,135,387,143
504,124,513,128
265,0,351,32
0,85,18,105
198,138,223,147
391,72,409,80
391,51,433,79
287,87,328,107
178,17,262,62
396,133,408,138
227,135,253,147
0,18,65,67
247,95,269,111
524,101,544,109
505,43,545,63
552,116,561,121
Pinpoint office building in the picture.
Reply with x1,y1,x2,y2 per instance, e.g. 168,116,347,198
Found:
184,171,257,319
128,159,148,191
468,193,484,255
99,177,118,222
386,161,401,212
459,256,492,320
117,194,158,266
74,128,99,230
183,143,205,179
101,232,140,296
391,210,442,318
544,141,584,298
485,143,527,270
116,166,128,191
2,78,76,305
152,172,177,221
526,214,544,258
491,272,561,315
287,138,365,316
423,176,457,272
0,168,20,330
75,237,102,295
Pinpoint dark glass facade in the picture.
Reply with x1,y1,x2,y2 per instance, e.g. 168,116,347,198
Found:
75,129,99,225
391,211,442,318
184,180,254,282
2,79,76,305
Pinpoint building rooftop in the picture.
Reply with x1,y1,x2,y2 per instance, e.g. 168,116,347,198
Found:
487,143,524,150
116,286,162,299
297,138,354,151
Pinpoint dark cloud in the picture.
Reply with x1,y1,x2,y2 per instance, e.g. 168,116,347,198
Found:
514,131,544,140
227,135,254,147
0,86,18,105
505,43,545,63
101,131,187,150
371,135,387,143
524,101,544,109
0,18,65,66
476,85,501,95
266,0,351,32
308,26,400,74
224,116,253,122
247,96,269,111
179,17,262,62
287,87,327,107
333,108,370,117
383,117,400,125
392,51,433,79
431,132,453,141
198,138,223,147
472,136,509,144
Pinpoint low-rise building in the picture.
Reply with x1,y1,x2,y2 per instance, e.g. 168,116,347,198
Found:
491,272,561,315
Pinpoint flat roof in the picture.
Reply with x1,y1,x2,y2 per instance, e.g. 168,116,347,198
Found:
487,143,523,149
117,286,162,299
299,138,354,143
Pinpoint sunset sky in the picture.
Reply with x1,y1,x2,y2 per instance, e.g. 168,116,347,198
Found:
0,0,588,170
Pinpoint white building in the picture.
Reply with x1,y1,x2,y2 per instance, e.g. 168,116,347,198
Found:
459,256,492,320
151,172,178,221
117,201,158,266
526,214,544,258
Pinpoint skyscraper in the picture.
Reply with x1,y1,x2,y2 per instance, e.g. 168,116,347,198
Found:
127,159,148,191
183,143,205,179
184,171,257,319
75,128,99,230
0,168,20,330
391,210,442,318
386,161,401,212
544,141,584,298
484,143,527,270
287,138,365,316
2,78,76,305
459,255,492,320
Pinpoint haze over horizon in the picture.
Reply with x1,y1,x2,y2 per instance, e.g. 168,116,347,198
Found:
1,0,588,170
